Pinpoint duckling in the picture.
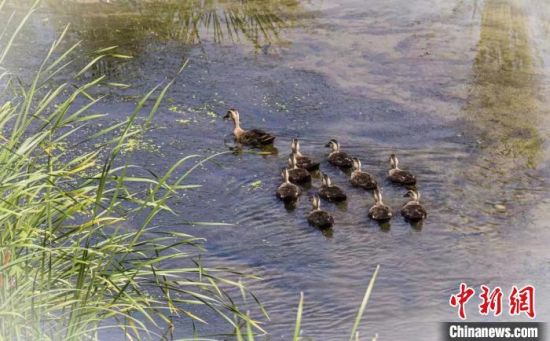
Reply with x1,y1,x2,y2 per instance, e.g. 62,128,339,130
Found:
288,154,312,184
350,158,377,190
307,195,334,229
368,187,392,222
401,189,427,222
325,139,353,168
276,168,301,203
290,138,320,171
223,109,275,147
319,173,347,202
388,153,416,185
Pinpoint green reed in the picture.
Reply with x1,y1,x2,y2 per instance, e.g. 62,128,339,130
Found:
0,3,264,340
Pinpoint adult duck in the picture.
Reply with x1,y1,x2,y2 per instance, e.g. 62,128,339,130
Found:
224,108,275,147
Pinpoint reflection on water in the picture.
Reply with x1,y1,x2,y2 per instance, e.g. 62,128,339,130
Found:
3,0,550,340
45,0,302,51
467,0,543,167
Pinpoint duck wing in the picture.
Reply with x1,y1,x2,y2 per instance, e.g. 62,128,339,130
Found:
296,155,320,171
350,172,377,190
319,186,347,202
307,210,334,229
289,168,311,184
401,203,427,221
242,129,275,146
368,205,392,221
276,183,300,202
390,170,416,185
328,152,353,168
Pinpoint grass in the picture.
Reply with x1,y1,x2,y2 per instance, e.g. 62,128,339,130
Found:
234,265,380,341
0,2,264,340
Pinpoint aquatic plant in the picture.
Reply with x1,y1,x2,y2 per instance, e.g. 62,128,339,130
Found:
234,265,380,341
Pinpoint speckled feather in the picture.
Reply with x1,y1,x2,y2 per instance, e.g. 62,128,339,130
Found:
350,171,377,190
368,205,392,221
307,210,334,229
319,186,347,202
389,169,416,185
276,183,300,203
328,151,353,168
289,168,311,184
401,203,427,221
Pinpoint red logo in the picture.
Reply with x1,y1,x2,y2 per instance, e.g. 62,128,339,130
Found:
509,285,535,319
450,284,535,320
479,285,503,316
449,283,475,319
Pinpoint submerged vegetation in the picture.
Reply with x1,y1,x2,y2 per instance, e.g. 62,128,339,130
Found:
0,1,378,340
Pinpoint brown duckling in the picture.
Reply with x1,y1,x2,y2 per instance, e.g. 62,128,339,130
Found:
350,158,377,190
224,109,275,147
307,195,334,229
325,139,353,168
368,187,392,222
401,189,427,222
290,138,320,171
319,173,347,202
288,154,312,184
388,153,416,185
276,169,301,203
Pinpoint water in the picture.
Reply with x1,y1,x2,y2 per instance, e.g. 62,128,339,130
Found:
3,0,550,339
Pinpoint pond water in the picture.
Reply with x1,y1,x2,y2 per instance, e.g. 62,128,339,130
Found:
3,0,550,339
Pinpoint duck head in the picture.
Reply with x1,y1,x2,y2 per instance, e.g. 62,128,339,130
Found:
281,168,291,183
287,154,299,169
223,108,239,121
373,186,384,204
291,138,301,155
389,153,399,169
404,189,420,202
352,157,362,171
325,139,340,152
224,108,244,135
311,194,321,210
321,173,332,187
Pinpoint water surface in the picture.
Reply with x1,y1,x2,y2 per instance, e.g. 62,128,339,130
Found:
3,0,550,339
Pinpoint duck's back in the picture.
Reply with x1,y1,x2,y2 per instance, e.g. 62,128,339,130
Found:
328,152,353,168
401,203,427,221
319,186,347,202
368,205,392,221
289,168,311,184
296,155,320,171
389,169,416,185
240,129,275,146
276,183,300,202
307,210,334,229
350,172,377,190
